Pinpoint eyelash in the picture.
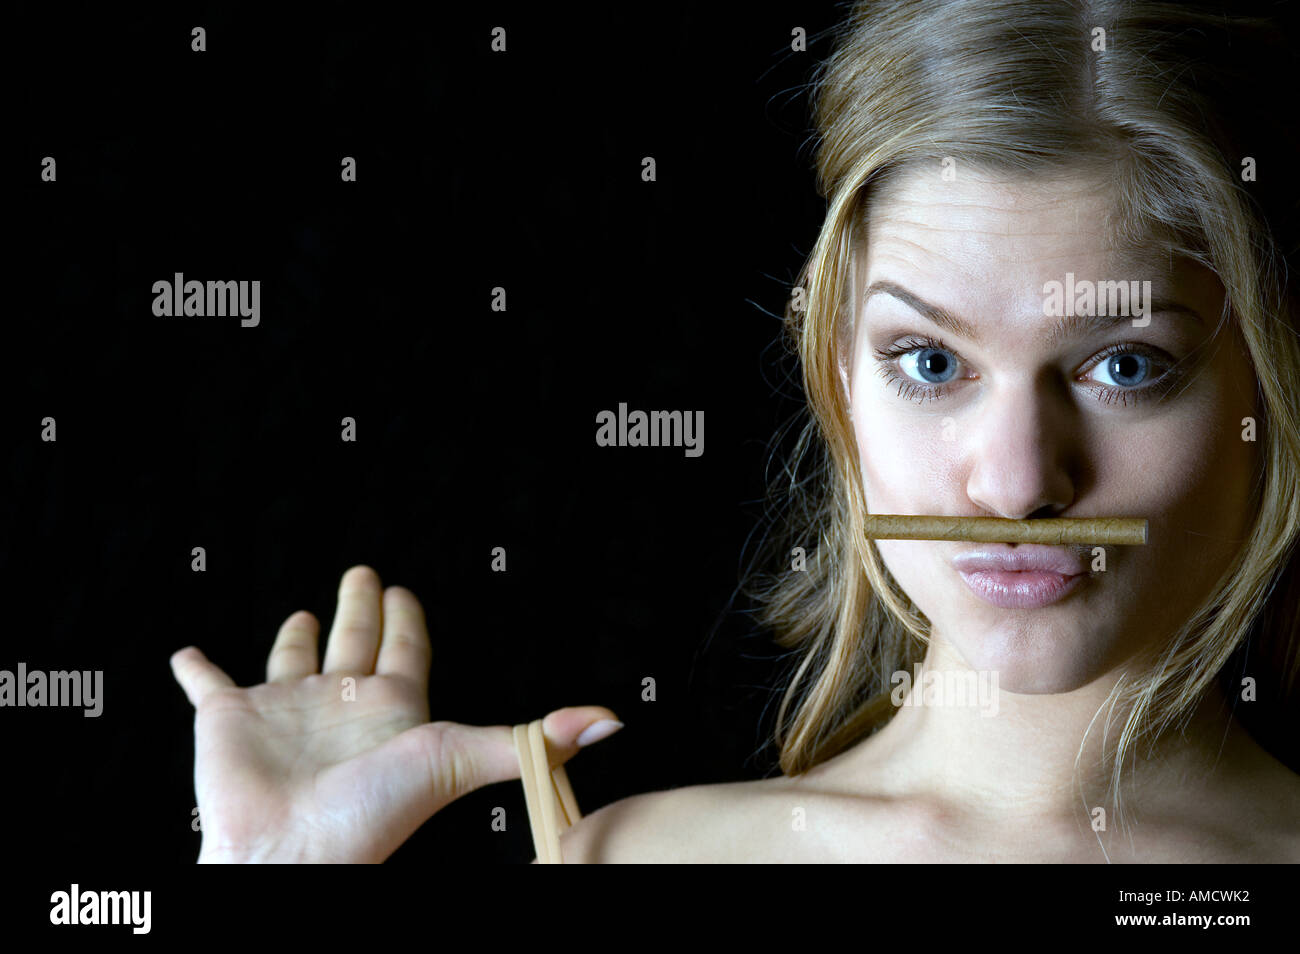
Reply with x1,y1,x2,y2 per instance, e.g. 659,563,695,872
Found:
871,335,1181,407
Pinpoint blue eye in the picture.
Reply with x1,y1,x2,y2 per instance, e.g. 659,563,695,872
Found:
899,347,960,384
872,334,1180,409
1090,353,1151,388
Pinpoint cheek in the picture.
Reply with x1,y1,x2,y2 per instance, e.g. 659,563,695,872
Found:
1122,416,1257,620
1091,356,1258,543
852,395,961,513
1113,418,1250,519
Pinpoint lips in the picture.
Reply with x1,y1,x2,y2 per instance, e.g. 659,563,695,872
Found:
952,545,1088,575
952,545,1089,609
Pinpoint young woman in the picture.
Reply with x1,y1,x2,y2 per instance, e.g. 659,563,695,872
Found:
171,0,1300,862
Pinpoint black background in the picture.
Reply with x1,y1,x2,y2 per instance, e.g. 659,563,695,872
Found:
9,1,847,865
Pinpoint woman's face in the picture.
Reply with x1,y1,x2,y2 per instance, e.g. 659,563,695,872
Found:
846,167,1260,692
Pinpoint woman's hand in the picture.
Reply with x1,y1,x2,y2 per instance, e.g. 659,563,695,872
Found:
170,565,621,863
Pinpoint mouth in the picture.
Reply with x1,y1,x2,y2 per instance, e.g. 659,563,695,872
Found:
956,568,1087,608
951,544,1090,609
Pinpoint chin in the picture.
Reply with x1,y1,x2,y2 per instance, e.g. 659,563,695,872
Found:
935,614,1108,695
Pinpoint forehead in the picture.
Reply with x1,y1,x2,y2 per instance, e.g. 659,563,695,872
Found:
857,166,1185,327
859,166,1161,301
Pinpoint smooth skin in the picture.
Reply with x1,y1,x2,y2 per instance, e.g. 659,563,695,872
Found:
171,565,619,863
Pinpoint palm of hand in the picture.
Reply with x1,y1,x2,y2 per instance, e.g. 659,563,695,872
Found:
194,670,429,862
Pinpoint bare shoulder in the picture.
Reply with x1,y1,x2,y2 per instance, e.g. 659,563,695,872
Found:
556,780,763,863
549,751,1300,862
556,774,853,863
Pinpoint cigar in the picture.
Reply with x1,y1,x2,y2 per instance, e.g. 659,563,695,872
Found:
862,515,1147,545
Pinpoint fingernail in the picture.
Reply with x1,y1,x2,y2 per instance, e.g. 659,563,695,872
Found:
576,719,624,747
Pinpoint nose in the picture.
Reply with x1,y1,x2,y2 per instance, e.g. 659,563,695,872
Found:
964,378,1077,520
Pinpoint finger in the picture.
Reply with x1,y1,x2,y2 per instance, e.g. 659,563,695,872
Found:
267,610,320,683
375,586,432,691
322,565,384,674
170,646,236,708
414,706,624,807
538,706,626,767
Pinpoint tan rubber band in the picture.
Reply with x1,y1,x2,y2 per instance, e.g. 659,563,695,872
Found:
862,515,1147,545
513,724,551,862
527,720,561,863
514,720,583,863
552,760,581,829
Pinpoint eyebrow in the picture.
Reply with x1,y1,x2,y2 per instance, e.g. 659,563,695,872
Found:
861,280,1204,346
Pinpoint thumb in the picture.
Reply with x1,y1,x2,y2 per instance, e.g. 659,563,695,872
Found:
357,706,623,842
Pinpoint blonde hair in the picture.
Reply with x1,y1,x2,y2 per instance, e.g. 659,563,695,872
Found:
746,0,1300,814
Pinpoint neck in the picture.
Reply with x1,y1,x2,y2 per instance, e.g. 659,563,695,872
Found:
841,634,1245,825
